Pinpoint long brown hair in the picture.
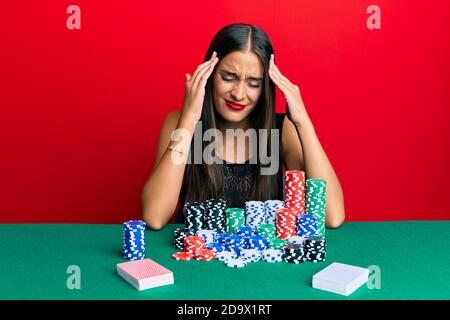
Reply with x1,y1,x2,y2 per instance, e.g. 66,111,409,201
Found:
181,23,279,205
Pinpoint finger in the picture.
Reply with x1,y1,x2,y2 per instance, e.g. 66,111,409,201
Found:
186,73,192,81
269,67,288,92
190,52,217,82
190,56,218,87
270,59,295,88
198,59,219,88
193,58,219,88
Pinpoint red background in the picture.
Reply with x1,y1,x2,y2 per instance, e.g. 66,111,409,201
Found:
1,1,449,223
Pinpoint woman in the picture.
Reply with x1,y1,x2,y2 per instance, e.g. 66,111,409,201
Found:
141,23,345,230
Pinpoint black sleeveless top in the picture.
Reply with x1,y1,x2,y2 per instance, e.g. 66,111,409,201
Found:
174,113,287,223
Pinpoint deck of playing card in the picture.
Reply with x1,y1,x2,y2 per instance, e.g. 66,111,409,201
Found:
117,258,174,291
312,262,369,296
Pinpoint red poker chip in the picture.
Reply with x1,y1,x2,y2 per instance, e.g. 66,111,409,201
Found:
195,249,215,257
172,252,194,261
195,255,215,261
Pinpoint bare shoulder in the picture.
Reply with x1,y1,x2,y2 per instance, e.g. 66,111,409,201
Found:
281,115,305,171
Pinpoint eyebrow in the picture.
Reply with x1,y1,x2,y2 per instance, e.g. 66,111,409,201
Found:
221,70,263,82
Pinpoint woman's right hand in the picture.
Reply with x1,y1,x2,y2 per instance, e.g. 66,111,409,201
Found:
181,51,219,123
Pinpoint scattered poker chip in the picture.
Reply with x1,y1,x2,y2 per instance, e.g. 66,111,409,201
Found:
225,258,247,268
172,252,194,261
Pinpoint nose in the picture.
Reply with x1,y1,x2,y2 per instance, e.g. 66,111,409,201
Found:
230,80,246,102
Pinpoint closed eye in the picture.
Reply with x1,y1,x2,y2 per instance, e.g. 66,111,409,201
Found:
221,76,261,88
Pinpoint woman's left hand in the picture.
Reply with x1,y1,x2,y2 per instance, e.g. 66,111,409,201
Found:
269,54,308,125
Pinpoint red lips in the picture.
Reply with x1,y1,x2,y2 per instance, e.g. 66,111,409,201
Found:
225,99,247,111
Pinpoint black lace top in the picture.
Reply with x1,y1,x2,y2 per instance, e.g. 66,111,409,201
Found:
174,113,287,223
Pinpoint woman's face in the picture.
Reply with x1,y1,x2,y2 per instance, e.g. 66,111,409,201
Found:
212,50,264,125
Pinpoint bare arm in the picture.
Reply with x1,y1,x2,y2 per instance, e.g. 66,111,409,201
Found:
141,51,220,230
283,116,345,228
141,111,195,230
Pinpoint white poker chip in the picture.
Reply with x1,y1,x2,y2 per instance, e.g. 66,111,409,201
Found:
225,258,247,268
262,249,283,262
287,236,307,245
216,251,237,262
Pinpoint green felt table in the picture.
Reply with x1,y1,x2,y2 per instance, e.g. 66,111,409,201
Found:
0,221,449,300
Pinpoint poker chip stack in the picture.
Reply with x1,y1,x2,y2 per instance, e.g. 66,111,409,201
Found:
275,208,297,239
285,170,306,214
205,199,227,232
264,200,285,225
184,202,205,233
267,237,287,250
256,224,276,240
226,208,245,233
215,232,233,244
196,229,217,245
245,201,266,228
262,249,283,263
224,258,247,268
287,235,307,245
304,236,326,262
247,235,269,251
216,250,237,262
296,214,318,237
235,226,256,237
171,235,216,261
224,234,247,255
173,227,194,250
184,235,205,255
123,220,146,261
282,243,305,264
240,249,262,263
305,178,327,237
205,242,227,253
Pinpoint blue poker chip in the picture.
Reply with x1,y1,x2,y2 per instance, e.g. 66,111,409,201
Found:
206,242,226,253
123,220,146,260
